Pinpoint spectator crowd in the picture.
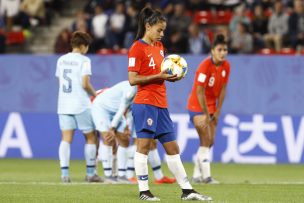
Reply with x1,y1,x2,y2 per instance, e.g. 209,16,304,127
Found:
1,0,303,54
0,0,67,53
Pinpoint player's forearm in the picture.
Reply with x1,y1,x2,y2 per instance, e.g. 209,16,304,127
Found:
111,112,123,129
129,74,163,86
82,75,96,97
217,86,227,112
111,103,127,128
196,86,209,115
84,83,96,97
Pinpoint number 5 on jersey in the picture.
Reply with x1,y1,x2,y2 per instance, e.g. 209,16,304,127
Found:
63,69,72,93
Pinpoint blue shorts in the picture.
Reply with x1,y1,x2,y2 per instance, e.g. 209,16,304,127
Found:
132,104,175,144
188,110,204,124
188,110,213,124
58,109,95,133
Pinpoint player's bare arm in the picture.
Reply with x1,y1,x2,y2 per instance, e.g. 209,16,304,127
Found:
214,85,227,125
82,75,97,97
128,70,178,86
196,85,211,127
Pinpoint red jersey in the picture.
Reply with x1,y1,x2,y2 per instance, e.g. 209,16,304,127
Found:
128,40,167,108
187,57,230,113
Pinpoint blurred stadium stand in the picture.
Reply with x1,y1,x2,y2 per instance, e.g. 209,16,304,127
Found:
0,0,303,55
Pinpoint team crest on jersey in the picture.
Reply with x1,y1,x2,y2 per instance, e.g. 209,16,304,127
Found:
147,118,153,126
160,50,164,57
222,70,226,77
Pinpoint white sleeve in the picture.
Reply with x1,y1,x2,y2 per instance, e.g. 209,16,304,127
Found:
81,59,92,76
110,91,133,129
125,86,136,100
125,109,133,127
110,85,136,128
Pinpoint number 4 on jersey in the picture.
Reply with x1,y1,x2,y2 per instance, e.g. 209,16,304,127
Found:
149,57,156,69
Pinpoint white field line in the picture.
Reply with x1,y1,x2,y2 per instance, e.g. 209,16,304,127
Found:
0,181,304,186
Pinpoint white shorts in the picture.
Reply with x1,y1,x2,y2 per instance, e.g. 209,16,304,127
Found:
58,109,95,133
0,0,20,17
92,105,126,133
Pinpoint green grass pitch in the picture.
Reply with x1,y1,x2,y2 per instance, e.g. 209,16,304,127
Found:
0,159,303,203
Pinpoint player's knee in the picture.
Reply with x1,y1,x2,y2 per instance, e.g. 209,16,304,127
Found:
163,141,180,155
118,138,129,148
136,146,150,155
136,142,151,155
194,122,201,130
62,138,73,144
85,133,97,144
149,140,157,150
166,146,179,155
203,136,212,146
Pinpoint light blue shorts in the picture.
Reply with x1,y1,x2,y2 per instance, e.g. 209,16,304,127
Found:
58,109,95,133
92,105,126,133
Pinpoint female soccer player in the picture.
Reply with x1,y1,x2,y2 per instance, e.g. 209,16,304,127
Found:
187,34,230,184
128,7,212,201
92,80,136,183
56,31,102,183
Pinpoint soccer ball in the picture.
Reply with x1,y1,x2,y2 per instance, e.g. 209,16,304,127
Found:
161,54,188,79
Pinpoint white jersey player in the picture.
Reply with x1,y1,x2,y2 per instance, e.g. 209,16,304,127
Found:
56,31,102,183
92,80,136,182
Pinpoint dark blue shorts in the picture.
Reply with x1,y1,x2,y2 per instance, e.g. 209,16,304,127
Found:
132,103,175,144
188,110,213,124
188,110,204,124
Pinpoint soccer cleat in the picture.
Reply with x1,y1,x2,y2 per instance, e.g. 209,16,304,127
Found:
202,177,219,184
192,177,203,184
104,176,118,184
181,190,212,201
139,190,160,201
85,174,104,183
117,176,131,184
154,176,176,184
61,176,71,183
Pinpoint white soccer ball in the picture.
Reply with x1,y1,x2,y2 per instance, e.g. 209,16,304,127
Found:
161,54,188,79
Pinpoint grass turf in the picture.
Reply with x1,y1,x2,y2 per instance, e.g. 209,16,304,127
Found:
0,159,303,203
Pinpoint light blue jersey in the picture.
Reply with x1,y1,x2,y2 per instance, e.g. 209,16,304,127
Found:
92,81,136,130
56,52,92,114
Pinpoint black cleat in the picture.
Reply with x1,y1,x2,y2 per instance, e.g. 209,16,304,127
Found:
139,190,160,201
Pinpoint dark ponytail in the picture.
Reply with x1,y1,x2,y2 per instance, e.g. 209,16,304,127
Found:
135,7,166,41
211,34,227,49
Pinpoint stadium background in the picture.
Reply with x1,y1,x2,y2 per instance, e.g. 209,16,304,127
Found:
0,0,303,163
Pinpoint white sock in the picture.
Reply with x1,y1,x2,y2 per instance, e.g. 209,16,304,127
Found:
101,144,113,177
166,154,192,189
148,149,164,180
197,146,211,179
59,141,70,177
134,152,149,191
193,154,202,178
126,145,136,179
85,144,96,177
117,146,128,177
